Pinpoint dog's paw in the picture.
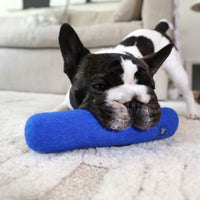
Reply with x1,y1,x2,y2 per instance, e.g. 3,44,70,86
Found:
186,113,200,120
52,103,70,112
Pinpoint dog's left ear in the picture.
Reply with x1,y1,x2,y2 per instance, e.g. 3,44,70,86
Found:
59,23,90,81
142,44,173,75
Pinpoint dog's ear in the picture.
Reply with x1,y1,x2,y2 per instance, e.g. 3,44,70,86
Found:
59,23,90,81
142,44,173,75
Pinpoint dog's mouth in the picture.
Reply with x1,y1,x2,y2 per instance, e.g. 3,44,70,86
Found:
125,100,151,130
125,98,161,130
112,99,122,104
109,97,161,131
79,92,161,131
104,99,132,131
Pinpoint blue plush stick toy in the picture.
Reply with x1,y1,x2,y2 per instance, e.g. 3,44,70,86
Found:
25,107,179,153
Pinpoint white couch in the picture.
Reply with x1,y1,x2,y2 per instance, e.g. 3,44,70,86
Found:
0,0,174,99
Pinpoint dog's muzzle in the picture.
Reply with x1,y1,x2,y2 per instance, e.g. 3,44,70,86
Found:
125,91,161,130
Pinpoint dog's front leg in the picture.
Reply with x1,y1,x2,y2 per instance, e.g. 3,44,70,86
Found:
52,102,70,112
52,88,72,111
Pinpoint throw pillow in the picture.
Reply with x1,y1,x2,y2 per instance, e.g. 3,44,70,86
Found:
113,0,143,22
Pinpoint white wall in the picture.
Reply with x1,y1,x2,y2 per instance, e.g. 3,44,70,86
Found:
0,0,8,15
179,0,200,61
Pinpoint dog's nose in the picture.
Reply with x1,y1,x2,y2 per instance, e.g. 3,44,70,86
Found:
124,94,161,130
124,99,139,112
106,84,150,105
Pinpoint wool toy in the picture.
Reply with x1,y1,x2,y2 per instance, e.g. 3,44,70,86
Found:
24,107,178,153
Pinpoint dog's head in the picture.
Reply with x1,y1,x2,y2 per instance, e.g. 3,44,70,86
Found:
59,23,173,130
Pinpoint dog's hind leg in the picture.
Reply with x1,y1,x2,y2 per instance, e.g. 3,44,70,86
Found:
162,47,200,119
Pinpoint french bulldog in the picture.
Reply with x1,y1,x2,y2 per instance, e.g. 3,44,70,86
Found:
55,20,199,130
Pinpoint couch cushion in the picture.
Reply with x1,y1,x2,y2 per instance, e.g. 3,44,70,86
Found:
61,1,120,25
23,7,66,27
65,9,114,26
0,48,70,94
0,25,60,48
113,0,143,22
0,7,66,28
0,21,142,49
0,16,27,28
74,21,142,48
142,0,173,29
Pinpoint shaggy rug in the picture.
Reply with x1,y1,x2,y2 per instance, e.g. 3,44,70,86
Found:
0,91,200,200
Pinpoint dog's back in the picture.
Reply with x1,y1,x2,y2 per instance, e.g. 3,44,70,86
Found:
115,20,174,58
114,20,199,119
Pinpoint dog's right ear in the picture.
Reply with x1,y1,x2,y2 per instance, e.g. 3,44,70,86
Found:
142,44,173,76
59,23,90,81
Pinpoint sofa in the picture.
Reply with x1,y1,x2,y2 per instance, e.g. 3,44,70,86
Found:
0,0,174,99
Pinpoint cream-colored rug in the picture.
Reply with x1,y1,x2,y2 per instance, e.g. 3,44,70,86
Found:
0,91,200,200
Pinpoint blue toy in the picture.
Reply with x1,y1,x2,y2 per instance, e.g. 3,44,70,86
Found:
25,108,179,153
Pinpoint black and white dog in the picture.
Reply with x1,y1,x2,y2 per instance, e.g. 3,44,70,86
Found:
55,20,199,130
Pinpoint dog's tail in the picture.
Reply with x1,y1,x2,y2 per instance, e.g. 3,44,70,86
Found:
155,19,174,33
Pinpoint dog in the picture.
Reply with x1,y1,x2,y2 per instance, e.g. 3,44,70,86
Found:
54,20,200,131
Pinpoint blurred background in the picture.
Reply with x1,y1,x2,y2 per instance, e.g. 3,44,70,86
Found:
0,0,199,102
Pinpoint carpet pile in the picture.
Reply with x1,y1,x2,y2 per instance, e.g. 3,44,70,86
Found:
0,91,200,200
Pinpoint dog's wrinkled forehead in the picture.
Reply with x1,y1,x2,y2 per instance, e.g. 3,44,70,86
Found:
121,58,138,85
79,53,149,83
76,53,154,92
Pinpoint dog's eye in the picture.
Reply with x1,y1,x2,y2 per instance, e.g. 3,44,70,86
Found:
92,83,106,92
